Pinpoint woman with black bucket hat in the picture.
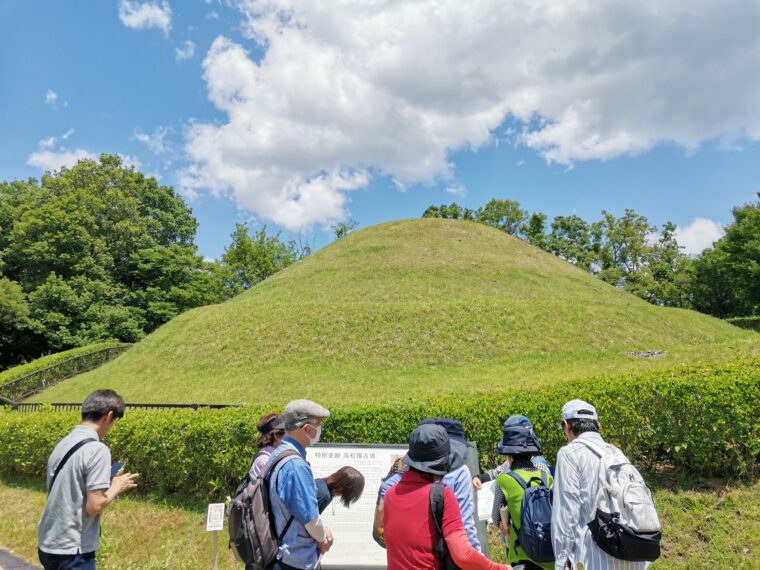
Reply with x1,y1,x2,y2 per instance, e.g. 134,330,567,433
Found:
383,424,511,570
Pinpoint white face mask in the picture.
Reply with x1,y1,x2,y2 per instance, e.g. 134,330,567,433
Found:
306,423,322,446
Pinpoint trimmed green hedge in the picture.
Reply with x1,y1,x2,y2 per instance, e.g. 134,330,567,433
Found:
0,342,126,386
1,359,758,499
728,317,760,333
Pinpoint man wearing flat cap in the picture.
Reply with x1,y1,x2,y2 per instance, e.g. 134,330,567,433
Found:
266,399,332,569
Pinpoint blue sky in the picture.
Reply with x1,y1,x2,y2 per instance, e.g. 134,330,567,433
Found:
1,1,759,260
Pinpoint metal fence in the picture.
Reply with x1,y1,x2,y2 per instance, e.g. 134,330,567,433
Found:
0,345,132,402
9,402,240,413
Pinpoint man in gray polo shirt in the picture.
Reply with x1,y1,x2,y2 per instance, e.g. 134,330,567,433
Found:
38,390,139,569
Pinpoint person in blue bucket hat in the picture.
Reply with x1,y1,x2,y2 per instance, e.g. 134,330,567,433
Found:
472,416,553,529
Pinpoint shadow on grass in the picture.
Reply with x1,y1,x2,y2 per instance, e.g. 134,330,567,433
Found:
0,473,212,514
4,463,757,513
643,463,759,494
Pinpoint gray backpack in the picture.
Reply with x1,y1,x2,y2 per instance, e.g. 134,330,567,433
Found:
228,449,299,568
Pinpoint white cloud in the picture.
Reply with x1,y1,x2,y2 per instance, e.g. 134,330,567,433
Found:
445,184,466,197
134,126,171,154
118,0,172,34
44,90,58,105
675,218,725,255
37,128,74,150
183,0,760,230
175,40,196,61
27,149,97,172
119,154,143,170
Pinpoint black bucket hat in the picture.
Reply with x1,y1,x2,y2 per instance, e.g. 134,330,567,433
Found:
403,424,455,476
497,414,541,455
417,417,468,471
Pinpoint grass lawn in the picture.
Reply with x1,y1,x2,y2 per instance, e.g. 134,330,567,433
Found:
31,219,759,406
2,472,757,569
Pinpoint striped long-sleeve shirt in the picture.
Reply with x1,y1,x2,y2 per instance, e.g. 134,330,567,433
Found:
551,432,649,570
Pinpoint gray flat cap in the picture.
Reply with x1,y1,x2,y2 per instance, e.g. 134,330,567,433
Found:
283,399,330,426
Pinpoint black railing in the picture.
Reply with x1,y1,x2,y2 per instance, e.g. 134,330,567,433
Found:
10,402,240,412
0,345,132,402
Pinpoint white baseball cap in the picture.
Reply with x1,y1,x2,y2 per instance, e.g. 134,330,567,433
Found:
562,399,598,421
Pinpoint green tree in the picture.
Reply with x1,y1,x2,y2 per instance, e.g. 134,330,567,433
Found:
593,209,654,287
0,154,216,368
0,277,39,369
642,222,694,308
332,218,358,239
522,212,548,249
476,199,526,235
548,215,595,270
218,224,298,295
421,202,475,220
692,194,760,316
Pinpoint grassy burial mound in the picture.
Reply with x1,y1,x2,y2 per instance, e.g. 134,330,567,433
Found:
33,218,758,405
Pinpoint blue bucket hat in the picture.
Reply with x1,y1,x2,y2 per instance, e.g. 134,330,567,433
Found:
417,417,468,471
497,415,541,455
403,424,454,476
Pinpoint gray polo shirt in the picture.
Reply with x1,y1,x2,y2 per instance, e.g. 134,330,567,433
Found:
38,425,111,555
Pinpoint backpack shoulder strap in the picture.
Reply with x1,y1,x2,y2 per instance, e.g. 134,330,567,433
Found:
506,470,528,490
429,481,445,536
266,450,303,543
573,438,605,458
49,438,97,494
262,449,301,479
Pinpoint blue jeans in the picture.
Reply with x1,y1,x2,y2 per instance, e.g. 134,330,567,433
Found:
38,550,96,570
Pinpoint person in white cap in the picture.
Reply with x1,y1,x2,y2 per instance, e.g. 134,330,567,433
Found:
551,400,649,570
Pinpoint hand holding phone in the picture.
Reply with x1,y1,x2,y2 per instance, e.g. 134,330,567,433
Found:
111,462,125,478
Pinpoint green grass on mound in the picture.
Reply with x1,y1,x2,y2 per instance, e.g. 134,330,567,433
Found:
34,219,758,405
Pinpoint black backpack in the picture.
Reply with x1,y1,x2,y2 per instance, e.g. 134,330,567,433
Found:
228,449,299,568
505,470,554,563
429,481,461,570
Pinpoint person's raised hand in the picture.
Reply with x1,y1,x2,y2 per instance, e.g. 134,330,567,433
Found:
112,472,139,496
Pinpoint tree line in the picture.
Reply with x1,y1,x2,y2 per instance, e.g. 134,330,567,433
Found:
0,155,302,370
422,196,760,318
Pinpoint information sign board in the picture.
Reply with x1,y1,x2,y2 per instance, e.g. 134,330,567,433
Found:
310,443,488,569
206,502,225,532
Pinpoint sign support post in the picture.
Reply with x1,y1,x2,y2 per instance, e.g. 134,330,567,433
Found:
206,502,226,570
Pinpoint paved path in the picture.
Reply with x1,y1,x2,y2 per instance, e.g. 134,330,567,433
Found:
0,549,40,569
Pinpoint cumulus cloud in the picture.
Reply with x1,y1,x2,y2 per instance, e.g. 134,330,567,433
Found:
134,126,171,154
676,218,725,255
175,40,196,61
119,154,143,170
27,149,97,172
44,90,58,105
182,0,760,229
118,0,172,34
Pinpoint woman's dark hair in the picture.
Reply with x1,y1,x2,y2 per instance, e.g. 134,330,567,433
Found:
326,466,365,508
510,452,535,463
566,418,600,436
81,390,125,421
256,413,285,449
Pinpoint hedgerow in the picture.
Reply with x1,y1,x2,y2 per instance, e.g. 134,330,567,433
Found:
1,359,758,499
728,316,760,333
0,342,126,386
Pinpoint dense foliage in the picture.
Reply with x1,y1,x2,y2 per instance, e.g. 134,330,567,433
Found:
424,195,760,317
0,155,300,370
2,359,757,499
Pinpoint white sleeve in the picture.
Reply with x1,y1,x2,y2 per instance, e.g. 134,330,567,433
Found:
551,447,580,570
304,515,327,542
